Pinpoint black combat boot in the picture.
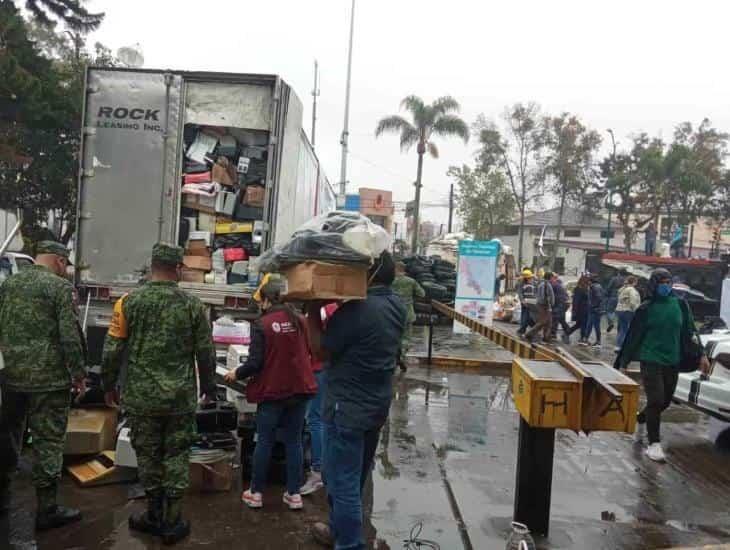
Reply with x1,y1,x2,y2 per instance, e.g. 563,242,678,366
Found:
161,496,190,545
35,486,81,530
0,476,10,515
128,490,164,536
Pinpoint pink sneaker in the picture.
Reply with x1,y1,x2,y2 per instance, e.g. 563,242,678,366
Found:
242,489,263,508
283,492,303,510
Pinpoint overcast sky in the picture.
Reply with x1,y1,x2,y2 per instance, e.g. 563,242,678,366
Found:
85,0,730,230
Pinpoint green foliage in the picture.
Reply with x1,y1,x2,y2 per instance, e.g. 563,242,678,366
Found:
448,164,515,240
0,2,115,246
375,95,469,157
475,103,544,267
23,0,104,32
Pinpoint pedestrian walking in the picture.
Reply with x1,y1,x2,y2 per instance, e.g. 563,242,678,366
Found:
549,274,570,344
300,303,338,497
587,275,605,349
644,222,657,256
670,223,684,258
391,261,425,372
102,243,216,544
225,278,317,510
0,241,85,530
306,251,406,549
516,269,537,336
569,274,591,346
615,276,640,353
614,268,709,462
604,269,627,333
524,271,555,343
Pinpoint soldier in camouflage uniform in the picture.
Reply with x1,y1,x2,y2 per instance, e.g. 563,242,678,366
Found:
391,262,425,371
101,243,215,545
0,241,85,530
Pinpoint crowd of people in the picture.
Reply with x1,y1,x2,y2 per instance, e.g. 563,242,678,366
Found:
0,240,411,548
516,267,643,351
515,263,710,463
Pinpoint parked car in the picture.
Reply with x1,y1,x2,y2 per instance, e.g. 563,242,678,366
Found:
674,330,730,422
0,252,35,283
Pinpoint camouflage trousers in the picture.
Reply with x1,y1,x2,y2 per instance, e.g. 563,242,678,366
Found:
129,413,196,498
0,388,70,489
399,319,414,364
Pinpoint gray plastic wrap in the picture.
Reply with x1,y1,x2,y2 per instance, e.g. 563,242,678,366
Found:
258,211,392,272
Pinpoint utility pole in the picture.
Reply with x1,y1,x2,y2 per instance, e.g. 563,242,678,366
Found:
311,60,320,147
339,0,356,203
447,183,454,233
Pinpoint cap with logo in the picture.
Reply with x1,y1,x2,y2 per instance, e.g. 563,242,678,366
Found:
152,243,184,266
36,241,72,264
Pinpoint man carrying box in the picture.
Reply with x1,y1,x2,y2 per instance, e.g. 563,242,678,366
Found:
101,243,216,545
306,250,406,549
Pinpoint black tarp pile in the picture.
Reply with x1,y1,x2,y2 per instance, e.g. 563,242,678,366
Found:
258,211,391,272
403,255,457,303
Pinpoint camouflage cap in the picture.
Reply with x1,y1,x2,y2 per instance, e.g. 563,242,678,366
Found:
36,241,72,263
152,243,184,266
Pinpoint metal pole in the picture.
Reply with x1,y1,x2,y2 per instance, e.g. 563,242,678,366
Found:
448,183,454,233
339,0,356,199
605,198,612,252
513,417,555,537
427,314,434,366
311,60,320,147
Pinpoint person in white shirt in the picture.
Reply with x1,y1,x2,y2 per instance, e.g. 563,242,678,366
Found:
615,276,641,353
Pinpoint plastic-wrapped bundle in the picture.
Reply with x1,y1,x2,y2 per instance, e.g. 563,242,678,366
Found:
258,211,391,272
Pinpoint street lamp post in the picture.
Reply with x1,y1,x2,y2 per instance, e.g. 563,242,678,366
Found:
605,129,617,252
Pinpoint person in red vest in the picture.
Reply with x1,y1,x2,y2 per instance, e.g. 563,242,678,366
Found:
225,279,317,510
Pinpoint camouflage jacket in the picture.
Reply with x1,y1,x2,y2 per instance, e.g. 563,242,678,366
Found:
391,275,426,322
0,265,85,392
101,281,215,415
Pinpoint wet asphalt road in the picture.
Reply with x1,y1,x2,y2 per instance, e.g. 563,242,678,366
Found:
2,324,730,549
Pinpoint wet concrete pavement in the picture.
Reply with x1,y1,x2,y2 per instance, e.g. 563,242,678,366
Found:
3,324,730,549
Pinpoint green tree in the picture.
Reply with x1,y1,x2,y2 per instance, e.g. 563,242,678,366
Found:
21,0,103,31
375,95,469,253
540,113,601,266
476,103,544,267
448,164,515,240
1,3,115,245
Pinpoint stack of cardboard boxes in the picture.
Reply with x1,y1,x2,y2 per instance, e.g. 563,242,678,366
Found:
179,124,267,286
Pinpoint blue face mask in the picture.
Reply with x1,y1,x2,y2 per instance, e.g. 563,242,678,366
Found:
656,283,672,297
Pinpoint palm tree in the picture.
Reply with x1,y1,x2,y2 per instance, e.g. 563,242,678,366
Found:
22,0,104,31
376,96,469,253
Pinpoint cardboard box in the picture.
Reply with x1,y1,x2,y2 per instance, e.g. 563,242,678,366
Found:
188,231,212,246
186,240,211,257
283,261,367,301
183,193,217,215
181,268,206,283
64,407,119,456
184,256,212,271
189,456,233,493
212,161,235,187
243,185,265,207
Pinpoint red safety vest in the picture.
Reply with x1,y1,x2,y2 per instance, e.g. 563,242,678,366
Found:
246,308,317,403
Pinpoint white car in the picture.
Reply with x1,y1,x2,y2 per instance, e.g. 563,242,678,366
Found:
0,252,34,283
674,330,730,422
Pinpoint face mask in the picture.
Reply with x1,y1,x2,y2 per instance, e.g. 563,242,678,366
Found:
656,283,672,297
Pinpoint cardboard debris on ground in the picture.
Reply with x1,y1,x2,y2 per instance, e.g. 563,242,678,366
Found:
64,407,118,456
189,453,234,493
282,261,367,301
66,451,137,487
